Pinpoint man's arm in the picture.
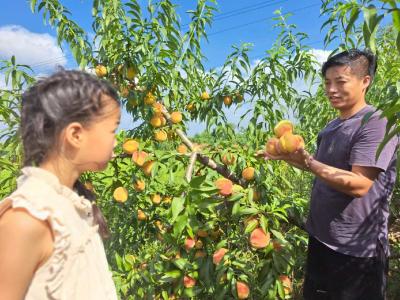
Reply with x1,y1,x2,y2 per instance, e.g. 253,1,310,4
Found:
263,149,381,198
307,157,381,198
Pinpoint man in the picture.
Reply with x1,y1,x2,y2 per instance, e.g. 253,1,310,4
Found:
266,49,399,299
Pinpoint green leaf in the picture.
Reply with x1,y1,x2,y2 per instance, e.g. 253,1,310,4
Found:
160,269,182,282
171,196,185,222
270,229,285,241
190,175,207,188
30,0,38,12
173,214,188,237
173,258,189,270
362,5,384,52
115,253,123,271
376,126,400,160
345,8,360,36
391,8,400,31
397,30,400,54
238,207,259,216
232,201,240,215
244,219,259,234
260,215,269,233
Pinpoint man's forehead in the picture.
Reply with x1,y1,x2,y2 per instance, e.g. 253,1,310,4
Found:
325,65,353,78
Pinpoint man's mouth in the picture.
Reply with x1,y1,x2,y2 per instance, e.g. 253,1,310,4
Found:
329,96,341,101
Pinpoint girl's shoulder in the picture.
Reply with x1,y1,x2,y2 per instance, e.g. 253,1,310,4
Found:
0,167,72,250
0,203,54,264
0,167,66,222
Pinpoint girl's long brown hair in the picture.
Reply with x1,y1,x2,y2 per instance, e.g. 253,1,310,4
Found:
20,69,119,239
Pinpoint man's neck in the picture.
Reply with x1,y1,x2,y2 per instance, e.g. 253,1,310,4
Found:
339,101,367,119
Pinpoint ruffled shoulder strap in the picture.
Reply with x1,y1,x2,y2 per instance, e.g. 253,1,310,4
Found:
0,182,71,300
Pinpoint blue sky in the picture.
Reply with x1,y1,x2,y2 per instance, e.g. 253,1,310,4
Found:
0,0,332,134
0,0,327,69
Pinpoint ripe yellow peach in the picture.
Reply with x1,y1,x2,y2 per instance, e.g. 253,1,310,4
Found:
122,139,139,154
249,228,270,249
113,187,128,203
132,150,148,166
95,64,107,77
265,137,280,156
133,179,145,192
151,194,161,205
154,130,168,142
201,91,210,100
221,153,236,165
223,95,232,106
242,167,255,181
279,275,292,295
170,111,183,124
144,91,156,105
142,160,155,177
137,209,147,221
152,102,164,113
184,237,196,251
213,248,228,265
150,115,164,128
215,178,233,196
279,132,303,153
177,144,188,154
236,281,250,299
274,120,293,138
183,275,196,288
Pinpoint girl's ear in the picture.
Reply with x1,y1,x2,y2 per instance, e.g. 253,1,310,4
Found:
63,122,85,148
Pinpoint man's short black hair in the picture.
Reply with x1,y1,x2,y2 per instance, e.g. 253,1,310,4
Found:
321,49,378,81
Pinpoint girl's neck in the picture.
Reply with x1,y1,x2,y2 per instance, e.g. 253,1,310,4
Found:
39,159,80,189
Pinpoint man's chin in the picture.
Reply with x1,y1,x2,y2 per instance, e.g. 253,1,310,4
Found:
329,100,344,109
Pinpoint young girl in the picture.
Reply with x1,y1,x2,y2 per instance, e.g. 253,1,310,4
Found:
0,70,120,299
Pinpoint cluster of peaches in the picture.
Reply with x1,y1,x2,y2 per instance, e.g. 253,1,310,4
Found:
181,226,291,298
265,120,305,156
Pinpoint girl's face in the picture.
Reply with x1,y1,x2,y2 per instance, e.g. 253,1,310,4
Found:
78,99,121,172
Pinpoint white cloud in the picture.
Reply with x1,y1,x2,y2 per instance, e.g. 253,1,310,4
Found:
309,48,331,66
0,25,67,72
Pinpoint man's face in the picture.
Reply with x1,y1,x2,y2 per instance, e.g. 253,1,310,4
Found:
324,65,370,112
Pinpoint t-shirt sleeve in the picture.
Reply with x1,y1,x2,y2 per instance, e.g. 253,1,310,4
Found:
349,114,399,171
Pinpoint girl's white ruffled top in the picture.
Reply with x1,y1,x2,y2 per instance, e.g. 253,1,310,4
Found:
0,167,118,300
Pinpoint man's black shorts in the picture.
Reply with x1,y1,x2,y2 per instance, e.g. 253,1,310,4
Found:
303,236,388,300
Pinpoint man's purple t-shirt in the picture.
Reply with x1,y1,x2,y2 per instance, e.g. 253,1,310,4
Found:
306,105,399,258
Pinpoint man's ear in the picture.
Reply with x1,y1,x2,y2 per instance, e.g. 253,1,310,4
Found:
63,122,85,148
362,75,371,92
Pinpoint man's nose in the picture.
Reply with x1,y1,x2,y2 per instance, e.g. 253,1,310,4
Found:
326,83,337,93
